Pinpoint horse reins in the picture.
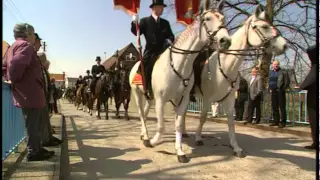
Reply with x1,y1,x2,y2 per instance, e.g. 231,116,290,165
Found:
213,18,280,103
168,10,228,107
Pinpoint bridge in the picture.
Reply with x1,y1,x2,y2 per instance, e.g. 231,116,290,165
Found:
2,90,316,179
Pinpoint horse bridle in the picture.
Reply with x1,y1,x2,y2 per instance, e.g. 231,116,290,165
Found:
168,9,228,106
215,18,280,103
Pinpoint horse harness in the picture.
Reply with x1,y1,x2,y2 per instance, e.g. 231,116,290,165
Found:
168,9,228,107
214,18,280,103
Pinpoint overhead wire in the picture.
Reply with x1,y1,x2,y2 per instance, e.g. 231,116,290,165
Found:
3,3,19,22
6,0,28,22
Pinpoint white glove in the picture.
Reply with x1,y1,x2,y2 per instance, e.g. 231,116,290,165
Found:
132,14,139,23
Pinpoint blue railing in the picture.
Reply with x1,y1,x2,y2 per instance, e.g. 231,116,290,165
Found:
187,90,309,126
2,82,25,160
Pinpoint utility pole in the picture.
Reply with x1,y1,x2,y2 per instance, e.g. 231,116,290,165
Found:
43,41,47,52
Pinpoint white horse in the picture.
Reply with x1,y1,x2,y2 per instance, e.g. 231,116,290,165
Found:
129,0,231,163
181,5,288,157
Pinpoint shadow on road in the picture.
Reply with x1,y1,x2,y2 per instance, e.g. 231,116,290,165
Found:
182,131,315,172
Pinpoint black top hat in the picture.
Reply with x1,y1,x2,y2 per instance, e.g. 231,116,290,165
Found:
35,33,42,40
95,56,102,61
150,0,167,8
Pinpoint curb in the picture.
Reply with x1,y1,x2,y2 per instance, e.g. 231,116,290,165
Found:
186,113,311,138
52,114,64,180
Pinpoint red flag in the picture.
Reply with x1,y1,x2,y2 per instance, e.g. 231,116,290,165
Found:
113,0,140,16
175,0,200,26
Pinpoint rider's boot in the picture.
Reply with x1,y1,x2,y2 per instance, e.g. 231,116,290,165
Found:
190,85,196,102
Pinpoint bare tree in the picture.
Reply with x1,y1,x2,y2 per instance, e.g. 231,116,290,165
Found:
164,0,316,86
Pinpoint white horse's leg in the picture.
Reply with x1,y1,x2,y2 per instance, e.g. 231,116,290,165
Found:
150,98,165,146
175,96,190,163
181,111,189,138
143,99,151,118
133,87,151,147
222,96,245,158
195,99,209,146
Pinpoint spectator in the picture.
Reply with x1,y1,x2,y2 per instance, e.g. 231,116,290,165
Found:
235,75,248,121
268,60,290,128
3,23,54,161
245,67,263,125
35,33,62,147
299,45,317,149
49,78,59,114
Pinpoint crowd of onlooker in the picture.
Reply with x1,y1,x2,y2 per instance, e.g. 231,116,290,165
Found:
211,49,317,150
2,23,62,161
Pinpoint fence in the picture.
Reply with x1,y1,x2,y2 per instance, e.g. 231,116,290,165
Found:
2,82,25,160
187,90,309,126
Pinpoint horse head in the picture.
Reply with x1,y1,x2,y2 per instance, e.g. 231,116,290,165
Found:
198,0,231,50
100,72,114,91
246,4,287,55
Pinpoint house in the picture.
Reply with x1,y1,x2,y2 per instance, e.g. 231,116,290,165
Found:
102,43,139,71
65,77,78,88
50,72,66,88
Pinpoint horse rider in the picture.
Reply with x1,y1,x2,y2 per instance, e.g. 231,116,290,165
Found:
89,56,106,93
131,0,174,99
75,75,83,90
83,70,92,86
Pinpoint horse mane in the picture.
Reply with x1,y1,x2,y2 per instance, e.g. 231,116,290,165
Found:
174,17,200,48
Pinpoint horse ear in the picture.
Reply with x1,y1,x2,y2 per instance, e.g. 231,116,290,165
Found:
216,0,225,12
201,0,210,11
254,4,265,19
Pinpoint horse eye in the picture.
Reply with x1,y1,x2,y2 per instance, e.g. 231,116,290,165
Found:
262,25,269,29
205,17,211,21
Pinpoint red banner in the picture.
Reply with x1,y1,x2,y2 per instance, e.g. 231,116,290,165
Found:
175,0,200,26
113,0,140,16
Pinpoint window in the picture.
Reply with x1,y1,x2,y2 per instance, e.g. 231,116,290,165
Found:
125,53,136,61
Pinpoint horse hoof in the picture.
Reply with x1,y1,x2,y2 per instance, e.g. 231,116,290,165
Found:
105,117,108,120
234,151,246,158
96,116,101,119
125,117,130,121
143,140,153,148
182,134,189,138
116,116,120,119
140,135,143,140
195,140,204,146
177,155,189,163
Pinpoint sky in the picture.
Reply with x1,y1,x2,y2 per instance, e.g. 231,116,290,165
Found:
3,0,315,80
3,0,185,78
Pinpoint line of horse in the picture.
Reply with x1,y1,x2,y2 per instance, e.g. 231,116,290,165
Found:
65,0,288,164
128,1,288,163
64,68,131,120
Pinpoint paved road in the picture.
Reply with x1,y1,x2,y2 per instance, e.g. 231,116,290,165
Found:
60,99,315,180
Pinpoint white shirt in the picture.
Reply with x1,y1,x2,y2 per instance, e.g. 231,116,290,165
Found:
152,14,159,22
250,76,256,85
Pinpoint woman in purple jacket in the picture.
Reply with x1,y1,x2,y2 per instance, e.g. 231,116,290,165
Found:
3,23,54,161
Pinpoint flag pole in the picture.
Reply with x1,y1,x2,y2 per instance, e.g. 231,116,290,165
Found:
135,8,146,92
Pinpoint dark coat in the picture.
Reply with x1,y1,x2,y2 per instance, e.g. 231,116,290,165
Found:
3,38,46,108
91,64,106,77
131,16,175,62
269,68,291,91
238,77,249,102
300,45,317,107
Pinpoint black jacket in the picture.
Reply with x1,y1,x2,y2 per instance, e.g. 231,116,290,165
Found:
91,65,106,77
238,77,249,101
131,16,174,56
269,68,290,91
300,46,317,103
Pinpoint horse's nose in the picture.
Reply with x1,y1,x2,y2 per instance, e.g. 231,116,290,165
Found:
219,37,231,49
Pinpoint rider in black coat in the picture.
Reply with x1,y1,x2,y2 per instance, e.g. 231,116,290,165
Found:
89,56,106,92
299,45,317,149
75,75,83,90
131,0,174,99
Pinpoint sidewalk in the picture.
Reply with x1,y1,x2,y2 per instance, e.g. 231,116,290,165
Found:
2,105,63,180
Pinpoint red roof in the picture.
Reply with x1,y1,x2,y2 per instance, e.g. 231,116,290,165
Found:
50,74,65,81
